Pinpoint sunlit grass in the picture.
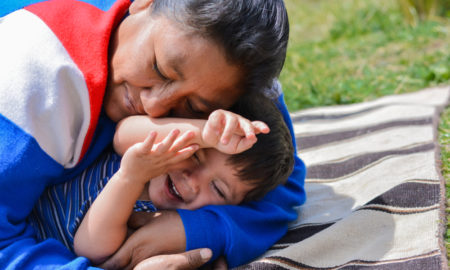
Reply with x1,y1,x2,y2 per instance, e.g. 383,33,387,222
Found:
282,0,449,111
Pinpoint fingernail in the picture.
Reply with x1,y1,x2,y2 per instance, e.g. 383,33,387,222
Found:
200,248,212,260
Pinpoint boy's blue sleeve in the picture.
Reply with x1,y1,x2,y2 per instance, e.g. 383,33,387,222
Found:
178,93,307,267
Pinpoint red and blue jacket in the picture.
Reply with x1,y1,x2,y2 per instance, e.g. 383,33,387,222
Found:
0,0,306,268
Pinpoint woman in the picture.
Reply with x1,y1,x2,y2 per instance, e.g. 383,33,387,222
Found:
0,0,306,268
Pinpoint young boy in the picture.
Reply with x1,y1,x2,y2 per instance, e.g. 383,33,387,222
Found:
28,94,294,265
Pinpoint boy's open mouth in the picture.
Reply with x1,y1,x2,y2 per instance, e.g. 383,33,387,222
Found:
167,176,184,202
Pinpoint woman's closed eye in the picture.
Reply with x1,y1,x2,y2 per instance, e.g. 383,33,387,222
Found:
185,99,207,118
153,60,169,81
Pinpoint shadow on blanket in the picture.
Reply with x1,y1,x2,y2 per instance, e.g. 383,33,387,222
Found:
236,86,449,270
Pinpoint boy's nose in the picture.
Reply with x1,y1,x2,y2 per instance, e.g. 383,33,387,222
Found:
181,171,201,202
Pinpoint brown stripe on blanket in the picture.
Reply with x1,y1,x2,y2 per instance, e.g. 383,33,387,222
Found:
291,104,386,122
271,223,335,248
306,143,434,179
296,118,432,150
365,181,439,208
240,251,442,270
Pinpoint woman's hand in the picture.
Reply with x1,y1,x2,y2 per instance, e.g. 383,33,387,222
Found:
202,109,269,154
100,211,227,270
133,248,213,270
119,129,198,184
99,211,188,270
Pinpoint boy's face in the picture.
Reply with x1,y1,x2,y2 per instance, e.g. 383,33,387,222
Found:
142,148,255,210
104,0,244,122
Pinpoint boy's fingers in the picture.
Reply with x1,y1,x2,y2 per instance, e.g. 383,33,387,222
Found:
141,131,157,152
170,131,195,152
220,115,238,144
170,145,199,163
238,118,256,140
208,110,225,134
154,129,180,153
252,121,270,134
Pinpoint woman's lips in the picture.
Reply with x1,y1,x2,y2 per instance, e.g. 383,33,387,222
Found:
124,85,137,115
124,84,144,115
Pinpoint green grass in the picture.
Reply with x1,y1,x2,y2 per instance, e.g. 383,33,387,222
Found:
281,0,449,111
280,0,450,263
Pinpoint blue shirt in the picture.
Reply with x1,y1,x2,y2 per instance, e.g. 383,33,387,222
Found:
28,150,157,253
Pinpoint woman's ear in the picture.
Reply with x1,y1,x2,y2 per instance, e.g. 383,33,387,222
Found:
129,0,153,15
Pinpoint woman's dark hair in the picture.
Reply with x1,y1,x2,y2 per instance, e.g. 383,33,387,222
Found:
150,0,290,93
227,93,294,202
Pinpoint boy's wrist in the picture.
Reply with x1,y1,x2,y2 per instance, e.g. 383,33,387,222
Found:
198,121,213,148
115,167,149,187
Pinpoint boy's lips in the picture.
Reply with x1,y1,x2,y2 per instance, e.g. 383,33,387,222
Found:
166,175,184,202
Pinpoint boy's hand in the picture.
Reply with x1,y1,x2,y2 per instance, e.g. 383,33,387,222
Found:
119,129,198,184
202,109,269,154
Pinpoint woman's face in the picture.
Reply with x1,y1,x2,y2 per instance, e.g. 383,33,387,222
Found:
104,0,244,122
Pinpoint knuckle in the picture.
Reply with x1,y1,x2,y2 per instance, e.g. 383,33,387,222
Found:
186,253,201,269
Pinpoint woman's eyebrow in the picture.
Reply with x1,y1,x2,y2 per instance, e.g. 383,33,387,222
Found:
167,55,186,80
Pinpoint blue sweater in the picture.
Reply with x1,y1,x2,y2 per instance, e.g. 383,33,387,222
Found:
0,0,306,268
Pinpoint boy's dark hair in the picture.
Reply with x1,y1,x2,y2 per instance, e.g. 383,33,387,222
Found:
150,0,289,94
227,93,294,202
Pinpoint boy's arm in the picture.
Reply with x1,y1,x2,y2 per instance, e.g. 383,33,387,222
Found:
73,164,148,264
114,111,268,156
113,116,206,155
74,130,198,264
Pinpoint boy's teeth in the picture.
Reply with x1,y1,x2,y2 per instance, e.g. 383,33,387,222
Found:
170,180,181,198
172,183,181,196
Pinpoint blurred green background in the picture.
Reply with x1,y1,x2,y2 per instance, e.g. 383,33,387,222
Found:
280,0,449,263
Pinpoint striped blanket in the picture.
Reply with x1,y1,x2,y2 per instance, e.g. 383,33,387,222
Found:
238,86,449,270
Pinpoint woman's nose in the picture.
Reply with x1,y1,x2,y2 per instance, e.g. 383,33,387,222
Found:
139,87,174,117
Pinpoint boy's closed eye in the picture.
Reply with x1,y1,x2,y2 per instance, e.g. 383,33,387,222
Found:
192,149,229,201
211,180,226,200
